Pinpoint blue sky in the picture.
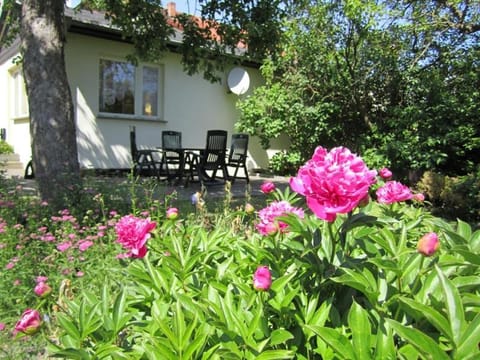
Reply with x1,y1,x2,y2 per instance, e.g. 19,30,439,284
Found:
67,1,198,15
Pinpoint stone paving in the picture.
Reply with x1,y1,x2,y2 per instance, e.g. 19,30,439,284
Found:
6,173,292,203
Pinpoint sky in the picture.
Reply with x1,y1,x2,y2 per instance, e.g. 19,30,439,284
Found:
67,1,199,15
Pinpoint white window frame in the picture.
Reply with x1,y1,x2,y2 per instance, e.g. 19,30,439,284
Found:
9,67,29,120
98,58,164,121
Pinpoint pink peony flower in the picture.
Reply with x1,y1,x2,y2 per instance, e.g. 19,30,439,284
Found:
260,182,276,194
36,276,48,283
15,309,42,335
290,146,377,222
379,167,393,179
376,181,413,204
166,207,179,220
115,215,157,258
413,193,425,202
56,241,72,252
34,282,52,298
256,201,304,236
78,240,94,252
5,262,15,270
417,232,440,256
253,266,272,291
0,323,5,331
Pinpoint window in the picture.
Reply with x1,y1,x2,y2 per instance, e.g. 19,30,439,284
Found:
10,69,29,118
99,59,161,118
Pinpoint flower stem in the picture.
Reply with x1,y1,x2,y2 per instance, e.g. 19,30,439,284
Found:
328,222,336,264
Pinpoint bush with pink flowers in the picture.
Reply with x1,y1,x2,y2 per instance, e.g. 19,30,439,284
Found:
0,148,479,359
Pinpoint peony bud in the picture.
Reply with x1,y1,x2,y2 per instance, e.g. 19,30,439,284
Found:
34,282,52,298
166,207,179,220
15,309,42,335
417,232,440,256
260,182,276,194
253,266,272,291
379,167,393,180
244,203,255,214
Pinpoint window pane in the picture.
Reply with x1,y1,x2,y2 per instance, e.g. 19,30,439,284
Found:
142,67,158,116
11,70,28,117
99,60,135,114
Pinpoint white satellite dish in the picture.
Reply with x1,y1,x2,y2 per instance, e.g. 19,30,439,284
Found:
227,67,250,95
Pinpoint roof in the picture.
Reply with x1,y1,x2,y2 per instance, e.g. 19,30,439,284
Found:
1,3,254,66
65,4,247,55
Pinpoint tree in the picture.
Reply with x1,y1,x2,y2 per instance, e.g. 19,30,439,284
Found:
3,0,81,210
236,0,480,179
1,0,286,208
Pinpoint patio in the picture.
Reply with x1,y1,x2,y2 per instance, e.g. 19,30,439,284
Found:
8,172,291,203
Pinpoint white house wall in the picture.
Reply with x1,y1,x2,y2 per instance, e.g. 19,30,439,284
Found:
66,32,271,171
0,55,32,166
0,30,279,172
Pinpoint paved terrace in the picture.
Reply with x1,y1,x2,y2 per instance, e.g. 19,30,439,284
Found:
5,173,292,204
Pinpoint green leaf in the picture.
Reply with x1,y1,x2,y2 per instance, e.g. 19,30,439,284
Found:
435,264,465,346
470,230,480,252
386,319,449,360
455,313,480,359
255,350,295,360
182,321,209,359
56,313,81,345
398,296,452,341
175,301,187,353
50,348,91,359
453,249,480,265
112,288,129,334
247,299,264,339
452,276,480,290
156,317,179,351
270,329,294,346
95,343,130,359
270,271,297,293
305,325,356,360
331,267,378,305
456,219,472,241
348,300,372,359
340,213,378,233
374,319,395,360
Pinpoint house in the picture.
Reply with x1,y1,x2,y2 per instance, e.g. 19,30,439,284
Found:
0,2,285,176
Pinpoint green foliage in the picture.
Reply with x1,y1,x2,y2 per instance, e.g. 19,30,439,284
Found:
40,184,479,359
0,141,14,155
236,1,480,179
0,167,479,358
416,170,480,222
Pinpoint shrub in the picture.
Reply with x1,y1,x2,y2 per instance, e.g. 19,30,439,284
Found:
0,140,14,155
417,170,480,223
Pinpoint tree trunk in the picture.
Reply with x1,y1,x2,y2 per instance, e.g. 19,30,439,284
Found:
20,0,81,210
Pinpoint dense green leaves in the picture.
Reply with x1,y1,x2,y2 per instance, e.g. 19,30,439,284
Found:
236,1,480,178
46,194,479,358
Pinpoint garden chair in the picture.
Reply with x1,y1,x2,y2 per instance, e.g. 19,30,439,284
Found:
129,126,163,179
161,130,183,180
224,133,249,183
185,130,228,186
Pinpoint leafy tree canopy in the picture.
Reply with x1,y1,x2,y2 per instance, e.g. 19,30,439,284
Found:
235,0,480,179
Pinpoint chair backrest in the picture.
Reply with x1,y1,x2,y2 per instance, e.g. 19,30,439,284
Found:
228,133,249,164
203,130,228,167
162,131,182,149
129,126,138,161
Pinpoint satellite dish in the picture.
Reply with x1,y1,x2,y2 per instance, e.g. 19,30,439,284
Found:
227,67,250,95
